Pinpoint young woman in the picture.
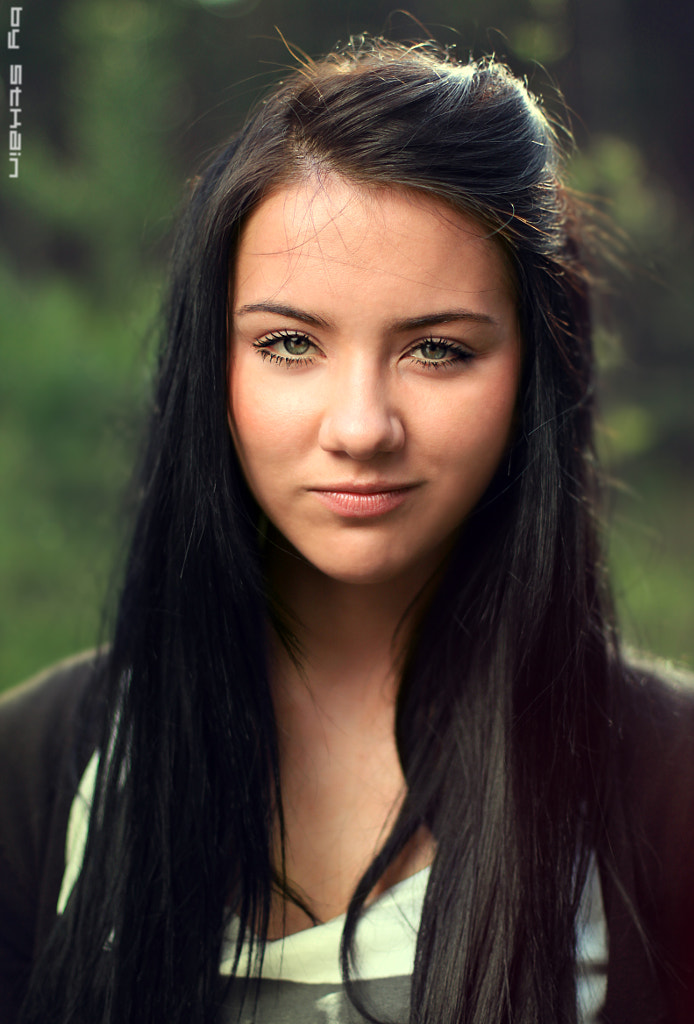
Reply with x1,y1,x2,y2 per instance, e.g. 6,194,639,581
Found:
1,37,693,1024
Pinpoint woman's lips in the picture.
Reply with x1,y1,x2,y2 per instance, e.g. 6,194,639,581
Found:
309,486,416,518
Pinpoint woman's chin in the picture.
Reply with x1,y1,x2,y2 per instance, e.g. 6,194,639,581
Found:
288,541,451,592
305,555,408,588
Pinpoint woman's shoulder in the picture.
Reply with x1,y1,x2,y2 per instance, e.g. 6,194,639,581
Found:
614,653,694,878
0,649,105,1007
0,650,105,796
1,646,105,720
603,654,694,1023
618,654,694,786
0,648,105,869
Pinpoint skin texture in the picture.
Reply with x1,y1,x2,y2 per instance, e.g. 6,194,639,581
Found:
227,176,522,932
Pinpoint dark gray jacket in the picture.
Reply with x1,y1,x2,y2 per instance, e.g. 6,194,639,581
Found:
1,653,693,1023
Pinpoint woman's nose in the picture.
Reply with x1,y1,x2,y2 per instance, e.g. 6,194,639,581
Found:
317,362,405,461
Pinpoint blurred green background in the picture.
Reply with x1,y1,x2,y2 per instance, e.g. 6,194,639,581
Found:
1,0,692,692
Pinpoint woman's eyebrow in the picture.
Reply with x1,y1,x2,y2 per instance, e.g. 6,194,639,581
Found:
233,301,330,328
233,302,498,331
387,310,498,331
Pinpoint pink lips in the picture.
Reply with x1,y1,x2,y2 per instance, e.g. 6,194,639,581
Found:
310,486,416,518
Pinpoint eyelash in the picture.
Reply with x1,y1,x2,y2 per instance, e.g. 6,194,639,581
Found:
252,330,475,370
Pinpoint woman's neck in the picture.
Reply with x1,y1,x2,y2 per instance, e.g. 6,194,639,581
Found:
266,539,437,708
262,540,438,933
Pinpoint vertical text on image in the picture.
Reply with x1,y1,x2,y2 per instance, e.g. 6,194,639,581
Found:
7,6,22,179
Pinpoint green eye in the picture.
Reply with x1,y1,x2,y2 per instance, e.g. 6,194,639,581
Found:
283,336,311,356
419,341,450,361
253,330,317,367
408,339,474,370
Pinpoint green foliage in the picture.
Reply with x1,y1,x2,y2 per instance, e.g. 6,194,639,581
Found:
1,0,181,301
570,134,677,241
0,264,157,687
608,466,694,669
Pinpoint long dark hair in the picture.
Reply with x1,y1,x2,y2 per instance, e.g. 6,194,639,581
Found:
21,38,625,1024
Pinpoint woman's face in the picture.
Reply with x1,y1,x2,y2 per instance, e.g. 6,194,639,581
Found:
229,176,521,587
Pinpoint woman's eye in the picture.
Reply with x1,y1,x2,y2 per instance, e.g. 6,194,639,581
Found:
419,341,451,361
282,335,311,356
253,330,316,366
408,339,474,369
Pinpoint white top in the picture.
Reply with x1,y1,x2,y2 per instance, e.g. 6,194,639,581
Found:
59,755,608,1022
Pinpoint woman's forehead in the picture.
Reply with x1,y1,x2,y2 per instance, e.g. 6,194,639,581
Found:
241,174,489,248
233,175,517,319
